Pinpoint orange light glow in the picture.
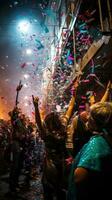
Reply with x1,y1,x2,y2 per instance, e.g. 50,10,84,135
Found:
0,100,9,120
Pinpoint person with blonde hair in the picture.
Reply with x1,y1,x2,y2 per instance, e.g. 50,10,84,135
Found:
67,102,112,200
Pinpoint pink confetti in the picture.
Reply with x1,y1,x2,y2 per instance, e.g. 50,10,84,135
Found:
21,62,27,68
81,96,86,100
81,79,90,83
79,105,85,108
32,112,35,115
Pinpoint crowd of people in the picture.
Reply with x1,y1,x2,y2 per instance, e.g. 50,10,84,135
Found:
0,81,112,200
0,109,45,199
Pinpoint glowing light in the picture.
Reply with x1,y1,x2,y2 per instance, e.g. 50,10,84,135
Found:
56,105,61,112
24,96,28,100
24,103,28,106
24,83,28,88
26,49,32,55
18,20,30,33
27,62,32,65
24,74,29,79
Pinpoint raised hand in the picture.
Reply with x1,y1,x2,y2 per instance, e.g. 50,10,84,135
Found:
100,80,112,103
32,95,39,107
16,81,23,91
71,78,80,96
107,80,111,90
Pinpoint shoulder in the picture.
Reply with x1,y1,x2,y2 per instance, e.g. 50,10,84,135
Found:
82,135,112,157
87,135,111,152
76,135,112,171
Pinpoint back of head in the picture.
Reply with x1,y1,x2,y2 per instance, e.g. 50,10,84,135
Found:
89,102,112,134
44,112,65,137
79,111,89,123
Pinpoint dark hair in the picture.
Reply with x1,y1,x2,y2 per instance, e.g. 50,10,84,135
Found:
27,124,34,133
43,112,66,137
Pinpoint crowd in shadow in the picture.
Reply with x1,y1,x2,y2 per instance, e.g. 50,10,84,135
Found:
0,81,112,200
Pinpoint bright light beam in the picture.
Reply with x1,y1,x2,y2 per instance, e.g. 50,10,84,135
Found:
26,49,32,55
18,20,30,33
24,74,29,79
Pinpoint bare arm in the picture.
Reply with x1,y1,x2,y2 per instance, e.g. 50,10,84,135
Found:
66,116,78,150
74,167,89,183
100,81,111,102
63,79,79,126
74,167,89,198
32,95,45,139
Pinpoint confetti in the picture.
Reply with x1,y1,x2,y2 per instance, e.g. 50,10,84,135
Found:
21,62,27,68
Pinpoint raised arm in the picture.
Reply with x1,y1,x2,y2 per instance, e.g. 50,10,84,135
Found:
32,95,45,139
15,80,23,107
63,79,79,126
100,80,111,103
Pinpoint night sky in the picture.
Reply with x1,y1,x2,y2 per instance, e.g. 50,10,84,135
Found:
0,0,52,120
